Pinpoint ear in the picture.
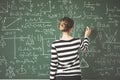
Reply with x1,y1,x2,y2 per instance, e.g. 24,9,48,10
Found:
59,23,65,31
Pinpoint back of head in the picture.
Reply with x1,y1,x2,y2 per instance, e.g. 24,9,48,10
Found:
59,17,74,32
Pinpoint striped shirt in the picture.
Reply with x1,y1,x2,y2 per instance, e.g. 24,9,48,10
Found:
50,38,89,80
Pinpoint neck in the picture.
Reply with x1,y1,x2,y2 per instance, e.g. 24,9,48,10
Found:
61,32,73,40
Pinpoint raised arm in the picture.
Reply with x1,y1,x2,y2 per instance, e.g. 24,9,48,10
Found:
80,27,92,51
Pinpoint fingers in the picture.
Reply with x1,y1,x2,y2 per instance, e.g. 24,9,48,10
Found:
84,26,92,38
86,26,91,31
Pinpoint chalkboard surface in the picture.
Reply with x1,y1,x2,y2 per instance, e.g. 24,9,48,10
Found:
0,0,120,80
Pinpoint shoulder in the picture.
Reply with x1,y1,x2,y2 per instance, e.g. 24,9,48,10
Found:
51,39,61,46
52,39,61,43
73,37,82,42
74,37,80,40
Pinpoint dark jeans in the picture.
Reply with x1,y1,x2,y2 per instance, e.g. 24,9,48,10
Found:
56,76,81,80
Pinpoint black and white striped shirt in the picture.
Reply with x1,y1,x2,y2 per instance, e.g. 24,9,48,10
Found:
50,38,89,80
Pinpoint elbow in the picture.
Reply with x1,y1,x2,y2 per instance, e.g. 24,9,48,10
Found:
81,46,88,52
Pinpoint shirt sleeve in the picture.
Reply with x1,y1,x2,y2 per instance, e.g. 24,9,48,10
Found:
50,43,58,80
79,37,89,52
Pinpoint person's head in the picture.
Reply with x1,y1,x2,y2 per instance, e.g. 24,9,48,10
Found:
59,17,74,32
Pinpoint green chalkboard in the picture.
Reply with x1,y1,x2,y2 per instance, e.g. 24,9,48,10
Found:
0,0,120,80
